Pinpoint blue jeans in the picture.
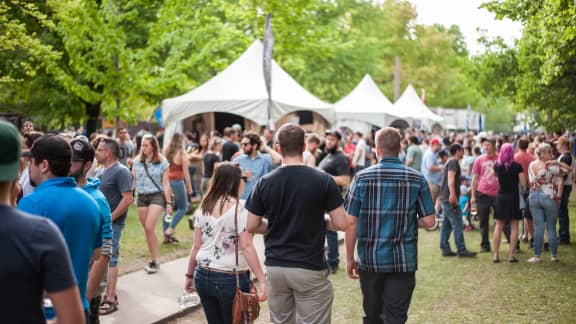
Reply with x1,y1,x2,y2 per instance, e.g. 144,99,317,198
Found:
440,201,468,255
110,223,124,267
558,185,571,242
325,230,339,269
529,191,559,257
163,179,189,231
188,165,197,196
194,267,250,324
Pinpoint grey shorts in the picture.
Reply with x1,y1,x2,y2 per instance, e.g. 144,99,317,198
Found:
137,192,164,207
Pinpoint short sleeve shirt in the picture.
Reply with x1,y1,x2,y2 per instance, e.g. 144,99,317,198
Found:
245,165,344,270
422,149,442,186
406,144,423,171
133,159,169,194
472,154,499,197
194,200,249,271
98,162,133,225
344,158,435,272
0,206,76,323
439,159,461,202
234,153,276,200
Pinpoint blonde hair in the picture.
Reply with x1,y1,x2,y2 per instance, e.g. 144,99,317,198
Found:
535,143,552,160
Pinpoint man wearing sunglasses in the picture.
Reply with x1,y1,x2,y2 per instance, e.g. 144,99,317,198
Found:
234,131,281,200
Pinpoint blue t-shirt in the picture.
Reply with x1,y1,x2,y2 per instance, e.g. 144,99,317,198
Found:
233,153,275,199
422,149,442,186
18,177,102,313
460,195,470,217
83,177,113,241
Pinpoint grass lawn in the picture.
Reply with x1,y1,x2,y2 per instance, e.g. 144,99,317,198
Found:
154,194,576,323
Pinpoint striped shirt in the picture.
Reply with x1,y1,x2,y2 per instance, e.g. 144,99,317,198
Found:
344,157,435,272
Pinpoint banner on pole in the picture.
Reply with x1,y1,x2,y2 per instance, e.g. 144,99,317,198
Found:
263,14,274,129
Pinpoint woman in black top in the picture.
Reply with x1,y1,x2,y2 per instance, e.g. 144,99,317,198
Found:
493,143,527,263
201,136,222,197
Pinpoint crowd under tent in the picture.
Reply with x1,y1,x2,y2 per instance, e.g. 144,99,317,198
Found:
391,85,443,131
161,40,333,145
334,74,402,134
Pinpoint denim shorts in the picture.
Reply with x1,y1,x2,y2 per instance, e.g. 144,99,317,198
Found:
137,192,164,207
110,223,124,267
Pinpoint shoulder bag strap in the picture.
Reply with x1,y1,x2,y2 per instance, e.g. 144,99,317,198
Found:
142,159,163,193
234,199,240,287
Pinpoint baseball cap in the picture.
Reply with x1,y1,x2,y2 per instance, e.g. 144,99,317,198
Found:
70,138,95,162
430,138,441,146
0,120,22,182
29,134,72,163
324,129,342,141
554,136,568,146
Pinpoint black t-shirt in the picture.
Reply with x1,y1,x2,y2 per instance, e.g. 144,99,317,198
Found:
221,141,239,162
318,151,349,191
439,158,461,202
203,153,221,178
559,153,573,183
494,162,523,195
0,206,76,323
245,165,344,270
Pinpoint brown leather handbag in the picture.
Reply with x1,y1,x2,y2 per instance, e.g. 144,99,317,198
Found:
231,201,260,324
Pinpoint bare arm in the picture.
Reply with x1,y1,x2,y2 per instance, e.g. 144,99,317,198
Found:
262,144,282,165
332,174,350,187
345,215,359,279
181,153,193,194
238,231,267,301
48,287,85,324
519,172,527,191
162,169,173,214
111,192,133,222
185,228,202,293
327,205,348,231
246,212,268,234
448,169,457,204
470,173,479,204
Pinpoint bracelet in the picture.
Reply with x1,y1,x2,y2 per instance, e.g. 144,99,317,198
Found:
185,273,193,279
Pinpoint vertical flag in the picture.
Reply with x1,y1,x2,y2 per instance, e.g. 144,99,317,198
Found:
263,14,274,129
465,104,471,133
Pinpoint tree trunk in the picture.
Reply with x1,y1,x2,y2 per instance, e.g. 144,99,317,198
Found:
85,102,101,136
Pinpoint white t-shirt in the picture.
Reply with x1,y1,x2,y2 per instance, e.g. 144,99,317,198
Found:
353,139,367,167
194,199,249,271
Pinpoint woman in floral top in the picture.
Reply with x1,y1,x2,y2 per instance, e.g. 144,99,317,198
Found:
185,162,266,324
527,143,571,263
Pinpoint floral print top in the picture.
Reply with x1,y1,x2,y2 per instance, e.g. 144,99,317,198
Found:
194,199,249,271
528,161,564,200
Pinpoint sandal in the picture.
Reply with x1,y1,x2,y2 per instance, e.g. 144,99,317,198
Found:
550,256,558,263
492,255,500,263
99,299,118,315
527,257,541,264
508,257,518,263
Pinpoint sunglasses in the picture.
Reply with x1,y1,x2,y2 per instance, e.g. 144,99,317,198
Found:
240,142,251,146
241,175,248,183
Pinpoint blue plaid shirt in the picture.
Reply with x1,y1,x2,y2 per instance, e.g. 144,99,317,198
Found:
344,157,435,273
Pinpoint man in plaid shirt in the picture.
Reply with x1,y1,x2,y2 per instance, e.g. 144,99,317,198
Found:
344,127,435,324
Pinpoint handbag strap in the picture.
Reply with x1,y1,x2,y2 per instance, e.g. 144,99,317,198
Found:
233,199,240,287
142,159,163,193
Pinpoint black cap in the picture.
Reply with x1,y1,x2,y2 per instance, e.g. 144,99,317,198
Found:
30,134,72,162
324,129,342,141
70,138,95,162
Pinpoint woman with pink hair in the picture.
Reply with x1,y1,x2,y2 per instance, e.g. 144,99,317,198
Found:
492,143,527,262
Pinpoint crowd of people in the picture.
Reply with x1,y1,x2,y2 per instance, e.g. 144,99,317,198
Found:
1,117,574,324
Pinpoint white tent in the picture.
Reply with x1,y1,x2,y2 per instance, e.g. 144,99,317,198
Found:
392,85,443,127
334,74,401,133
162,40,334,130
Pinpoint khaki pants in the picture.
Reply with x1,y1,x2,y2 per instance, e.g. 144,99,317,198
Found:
267,266,333,324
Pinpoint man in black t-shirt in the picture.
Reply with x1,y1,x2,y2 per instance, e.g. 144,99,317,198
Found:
555,136,573,244
318,129,350,273
221,127,239,161
246,123,348,324
439,144,476,258
0,120,84,323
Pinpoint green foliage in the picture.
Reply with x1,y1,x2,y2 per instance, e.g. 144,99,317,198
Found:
481,0,576,131
1,0,482,130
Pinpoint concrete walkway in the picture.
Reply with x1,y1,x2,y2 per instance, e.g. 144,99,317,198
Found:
101,235,266,324
101,232,342,324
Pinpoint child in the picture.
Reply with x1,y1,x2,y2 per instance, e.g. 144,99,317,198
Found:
460,179,472,232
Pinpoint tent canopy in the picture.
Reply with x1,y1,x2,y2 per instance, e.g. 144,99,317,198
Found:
335,74,401,131
162,40,334,127
392,85,443,124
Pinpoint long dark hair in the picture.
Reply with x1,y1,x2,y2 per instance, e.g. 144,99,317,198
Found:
164,132,185,164
200,162,242,216
137,134,162,164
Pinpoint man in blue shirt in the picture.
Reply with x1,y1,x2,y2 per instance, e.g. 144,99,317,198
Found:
18,134,102,321
234,131,280,199
345,127,435,324
422,138,444,214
